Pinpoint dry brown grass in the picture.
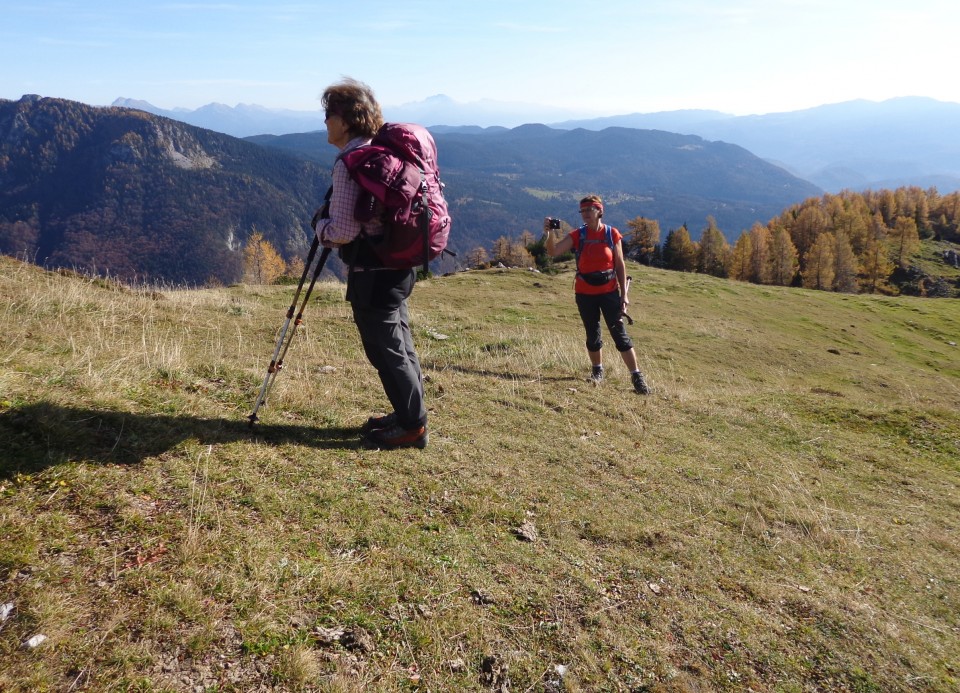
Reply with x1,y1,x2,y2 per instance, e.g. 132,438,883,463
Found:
1,254,958,691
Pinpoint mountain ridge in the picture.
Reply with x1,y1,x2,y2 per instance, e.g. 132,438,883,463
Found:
0,96,328,284
109,94,960,193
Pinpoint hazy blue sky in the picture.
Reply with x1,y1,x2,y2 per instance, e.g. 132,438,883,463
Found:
3,0,958,116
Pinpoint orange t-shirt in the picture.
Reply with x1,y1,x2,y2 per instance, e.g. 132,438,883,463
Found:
571,225,621,295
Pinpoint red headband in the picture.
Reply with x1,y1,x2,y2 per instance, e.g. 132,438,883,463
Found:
580,200,603,212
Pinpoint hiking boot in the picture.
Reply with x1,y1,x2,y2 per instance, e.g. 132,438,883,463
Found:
361,423,428,450
590,365,604,383
632,371,650,395
361,412,397,434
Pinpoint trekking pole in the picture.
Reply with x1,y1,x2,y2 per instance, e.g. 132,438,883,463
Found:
247,240,332,427
621,276,634,325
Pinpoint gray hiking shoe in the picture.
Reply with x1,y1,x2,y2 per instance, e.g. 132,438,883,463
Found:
591,365,604,383
632,371,650,395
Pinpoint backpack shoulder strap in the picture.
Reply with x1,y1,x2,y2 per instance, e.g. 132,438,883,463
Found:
574,225,587,268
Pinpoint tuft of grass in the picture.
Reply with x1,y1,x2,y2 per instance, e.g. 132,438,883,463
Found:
1,254,958,691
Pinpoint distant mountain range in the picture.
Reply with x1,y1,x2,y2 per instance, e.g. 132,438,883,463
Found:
249,125,821,253
114,94,960,194
1,95,822,284
111,95,599,135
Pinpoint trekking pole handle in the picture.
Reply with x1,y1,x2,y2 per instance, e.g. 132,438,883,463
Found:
621,276,634,325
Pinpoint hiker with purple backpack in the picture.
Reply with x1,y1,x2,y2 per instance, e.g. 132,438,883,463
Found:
313,78,430,450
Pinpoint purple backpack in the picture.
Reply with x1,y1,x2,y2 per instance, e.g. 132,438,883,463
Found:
339,123,452,271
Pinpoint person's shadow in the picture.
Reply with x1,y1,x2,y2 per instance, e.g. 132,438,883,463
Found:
0,402,361,478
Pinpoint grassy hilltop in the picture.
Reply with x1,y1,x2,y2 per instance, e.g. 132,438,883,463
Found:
1,254,958,692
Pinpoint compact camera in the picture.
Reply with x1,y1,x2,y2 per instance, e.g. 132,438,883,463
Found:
548,218,561,230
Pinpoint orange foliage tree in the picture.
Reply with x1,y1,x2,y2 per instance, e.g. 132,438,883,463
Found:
243,231,287,284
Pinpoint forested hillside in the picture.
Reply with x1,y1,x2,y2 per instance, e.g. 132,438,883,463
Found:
618,187,960,297
3,95,957,294
0,96,329,285
250,125,823,254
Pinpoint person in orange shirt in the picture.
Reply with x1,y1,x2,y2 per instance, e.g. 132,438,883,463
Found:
544,195,650,394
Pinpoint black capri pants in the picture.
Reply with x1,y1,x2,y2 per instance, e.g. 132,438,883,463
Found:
575,290,633,353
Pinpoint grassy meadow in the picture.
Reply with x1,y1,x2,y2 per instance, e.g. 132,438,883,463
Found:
1,253,958,692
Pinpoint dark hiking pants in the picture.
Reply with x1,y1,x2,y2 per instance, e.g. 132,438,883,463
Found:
347,268,426,429
575,290,633,353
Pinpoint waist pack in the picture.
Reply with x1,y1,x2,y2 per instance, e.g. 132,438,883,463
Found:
338,123,452,272
578,269,616,286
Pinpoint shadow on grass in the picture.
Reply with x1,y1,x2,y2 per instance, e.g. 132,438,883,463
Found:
0,402,362,478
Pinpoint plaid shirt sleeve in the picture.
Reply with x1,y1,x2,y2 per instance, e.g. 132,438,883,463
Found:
314,138,383,247
314,160,363,246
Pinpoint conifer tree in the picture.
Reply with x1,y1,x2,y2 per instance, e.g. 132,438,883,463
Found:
802,233,835,291
465,246,489,268
889,216,920,268
769,225,799,286
243,231,286,285
663,225,697,272
860,232,895,294
507,242,534,268
748,223,773,284
626,216,661,265
790,204,830,267
696,219,729,277
831,199,870,256
729,232,753,282
832,229,859,293
491,236,513,265
286,255,305,282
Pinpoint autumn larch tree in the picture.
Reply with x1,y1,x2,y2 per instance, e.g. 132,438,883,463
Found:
748,223,773,284
625,216,661,265
802,233,835,291
696,217,730,278
465,246,489,268
832,229,859,293
663,225,697,272
491,236,514,266
860,229,895,294
729,232,753,282
243,231,287,285
769,225,799,287
889,215,920,269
